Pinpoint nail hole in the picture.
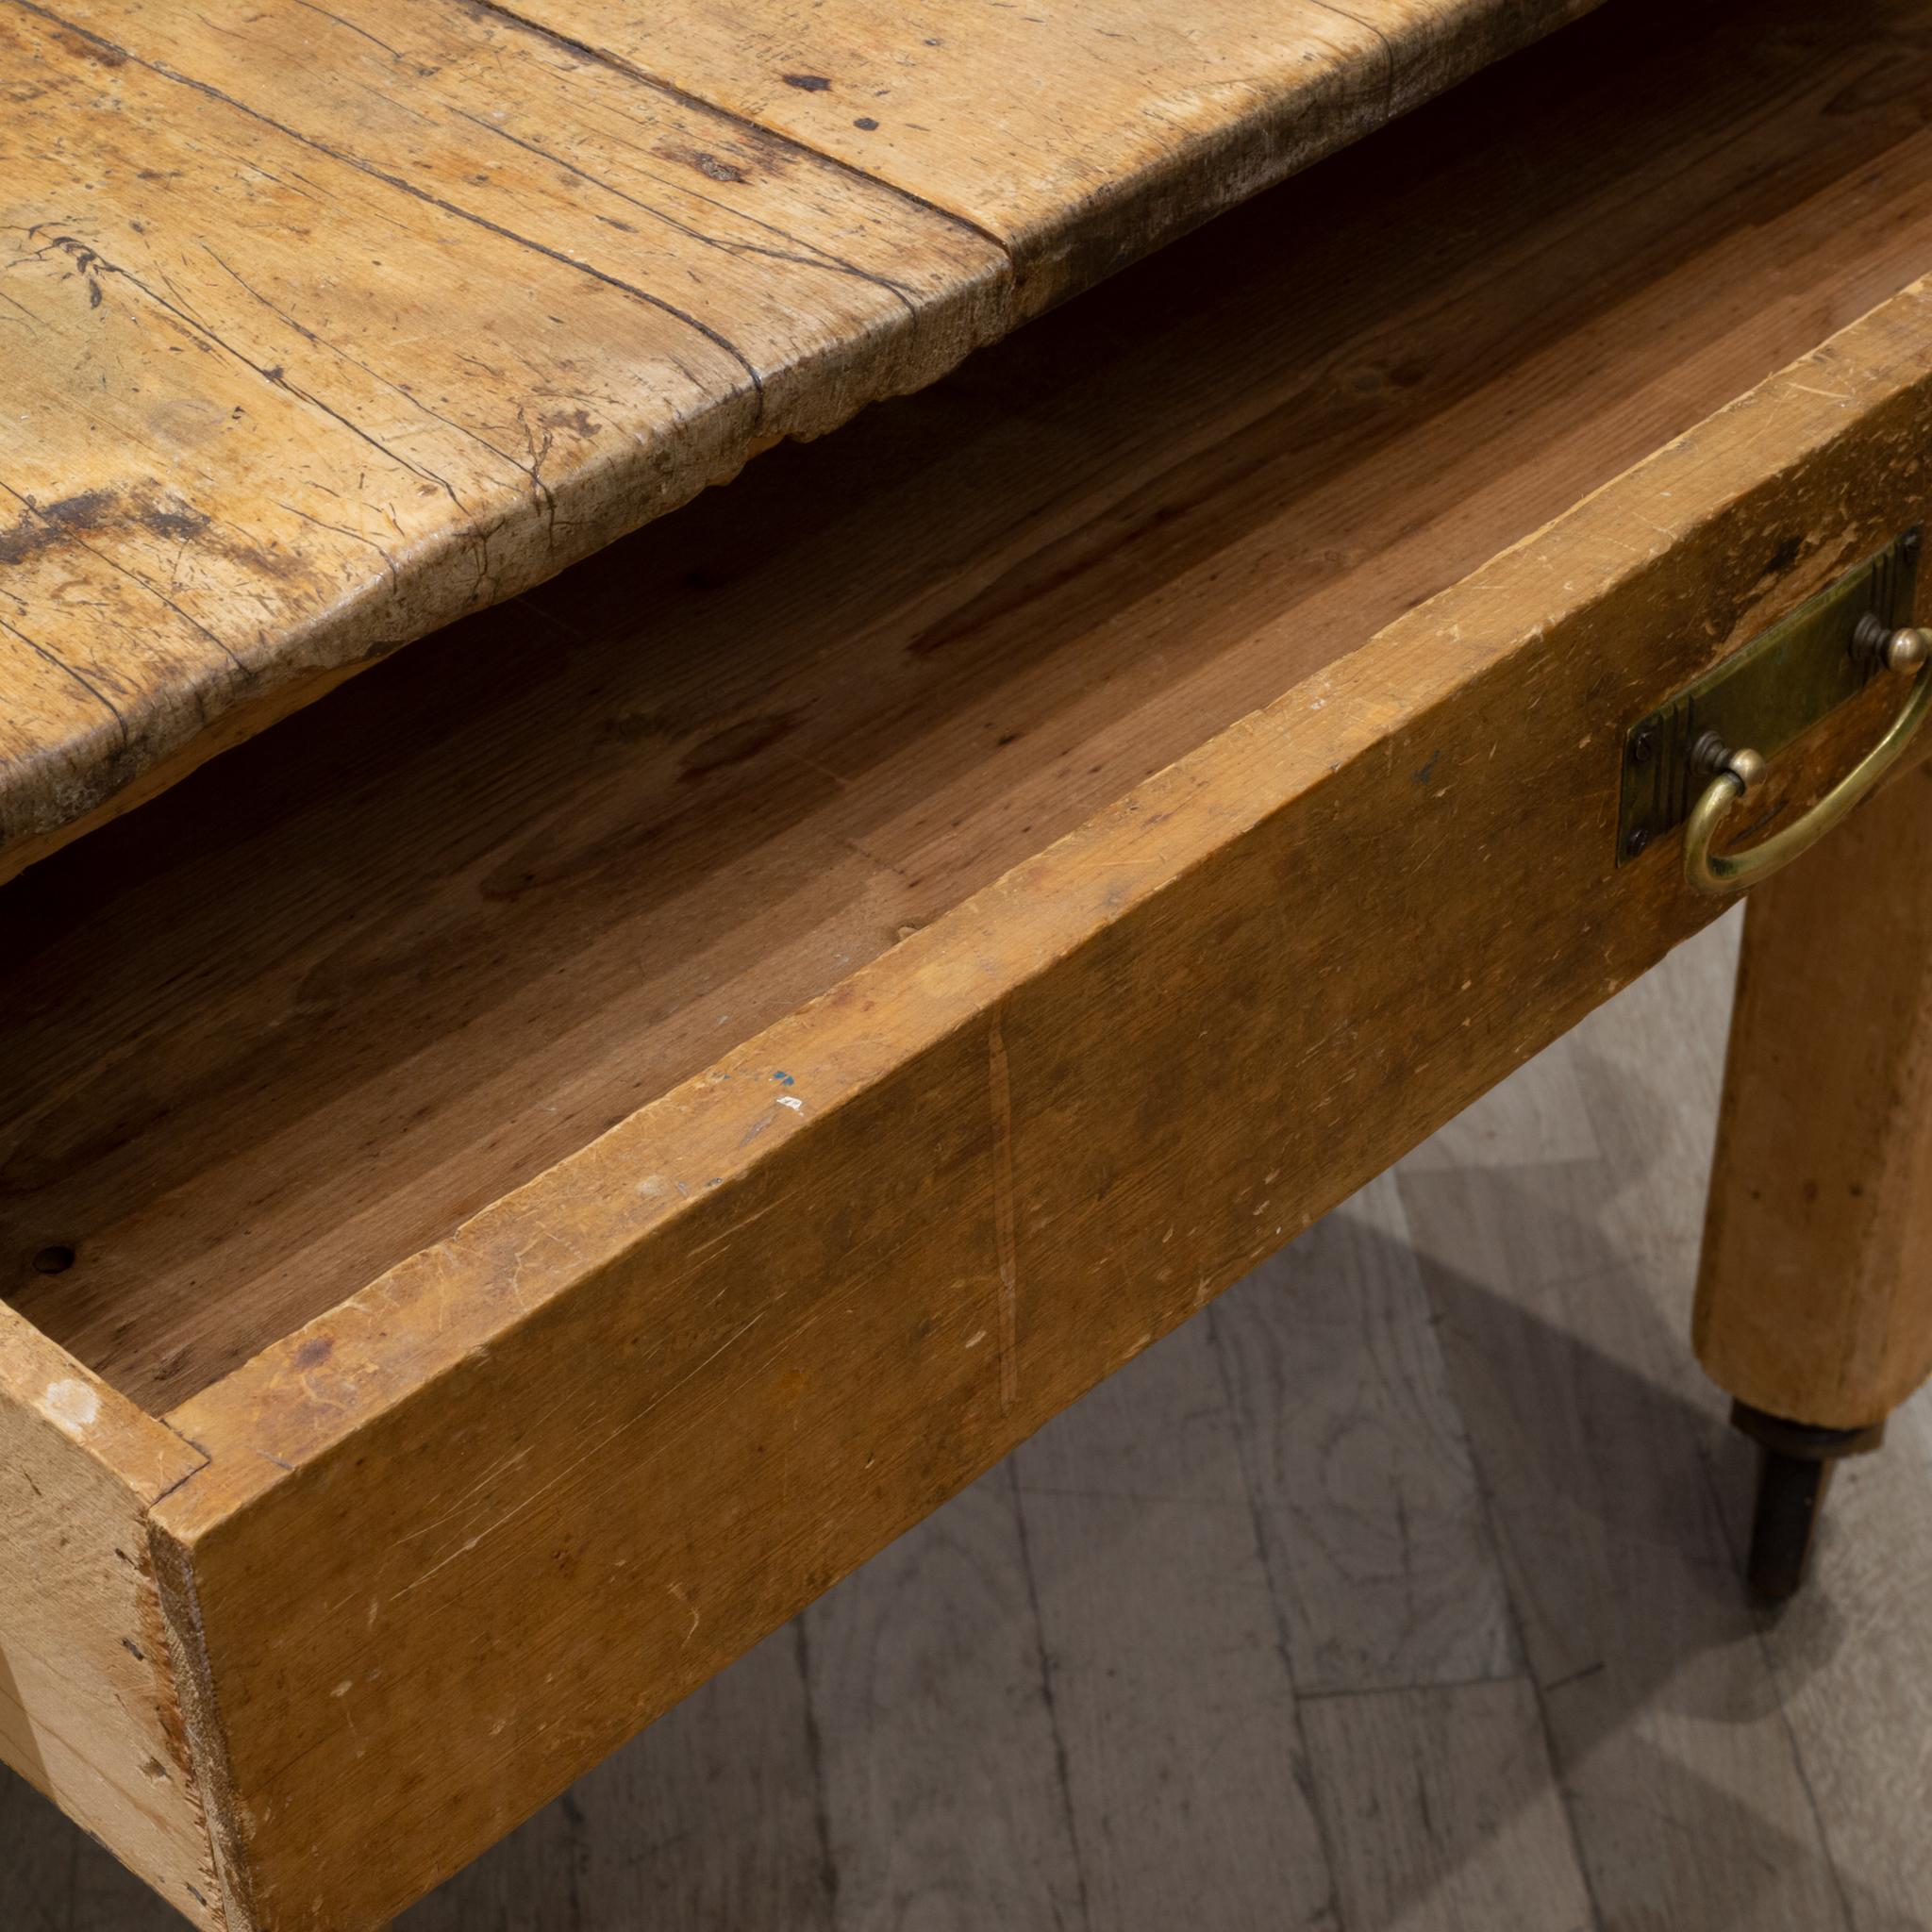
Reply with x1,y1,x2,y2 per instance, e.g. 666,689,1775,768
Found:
31,1244,75,1275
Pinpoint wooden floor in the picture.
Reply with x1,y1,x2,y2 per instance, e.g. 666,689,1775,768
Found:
8,908,1932,1931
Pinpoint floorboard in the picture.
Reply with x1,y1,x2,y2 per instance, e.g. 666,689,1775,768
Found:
1301,1680,1594,1932
1209,1172,1518,1696
1012,1318,1337,1931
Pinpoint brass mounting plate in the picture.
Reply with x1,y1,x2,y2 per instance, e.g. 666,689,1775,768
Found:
1618,526,1921,863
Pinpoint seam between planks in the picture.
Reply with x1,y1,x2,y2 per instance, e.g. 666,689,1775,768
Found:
9,0,776,406
458,0,1023,267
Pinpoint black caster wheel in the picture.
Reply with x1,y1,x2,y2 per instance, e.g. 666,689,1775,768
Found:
1731,1402,1885,1601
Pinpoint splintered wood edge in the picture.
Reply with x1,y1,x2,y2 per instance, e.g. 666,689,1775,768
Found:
142,273,1932,1541
0,1306,229,1928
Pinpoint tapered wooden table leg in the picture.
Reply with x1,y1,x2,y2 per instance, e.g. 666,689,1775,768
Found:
1696,760,1932,1597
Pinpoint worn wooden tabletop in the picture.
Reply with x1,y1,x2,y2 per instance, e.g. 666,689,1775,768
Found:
0,0,1597,879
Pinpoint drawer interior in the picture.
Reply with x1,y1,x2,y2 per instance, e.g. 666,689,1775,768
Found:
6,0,1932,1414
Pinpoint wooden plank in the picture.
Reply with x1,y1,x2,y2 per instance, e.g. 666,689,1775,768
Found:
1,0,1592,879
16,0,1932,1413
140,274,1932,1927
0,1307,219,1929
1695,761,1932,1427
1010,1317,1336,1930
0,0,1006,878
798,1468,1087,1931
507,0,1604,313
1208,1171,1517,1694
1300,1681,1593,1932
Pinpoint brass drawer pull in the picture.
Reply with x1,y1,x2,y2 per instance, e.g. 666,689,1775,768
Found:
1684,627,1932,895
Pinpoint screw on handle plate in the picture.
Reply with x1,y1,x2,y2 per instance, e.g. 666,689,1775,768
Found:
1683,627,1932,896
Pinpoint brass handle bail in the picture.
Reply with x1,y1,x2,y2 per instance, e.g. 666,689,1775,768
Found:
1683,627,1932,896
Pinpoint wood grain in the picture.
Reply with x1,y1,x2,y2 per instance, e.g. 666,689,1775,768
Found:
13,0,1932,1410
0,0,1006,876
0,1306,217,1929
502,0,1603,313
1300,1681,1593,1932
1695,760,1932,1427
135,254,1932,1925
0,0,1591,876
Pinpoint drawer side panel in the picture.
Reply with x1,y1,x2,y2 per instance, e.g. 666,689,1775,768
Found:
0,1307,220,1926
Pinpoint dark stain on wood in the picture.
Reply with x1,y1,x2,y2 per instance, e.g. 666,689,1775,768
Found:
678,710,801,781
0,489,118,567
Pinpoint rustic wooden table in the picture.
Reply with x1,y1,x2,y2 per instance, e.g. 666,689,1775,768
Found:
7,0,1932,1925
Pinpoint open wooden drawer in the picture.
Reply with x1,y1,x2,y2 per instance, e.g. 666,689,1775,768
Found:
8,1,1932,1924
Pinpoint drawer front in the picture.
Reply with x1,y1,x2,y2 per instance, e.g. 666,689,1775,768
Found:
141,278,1932,1929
